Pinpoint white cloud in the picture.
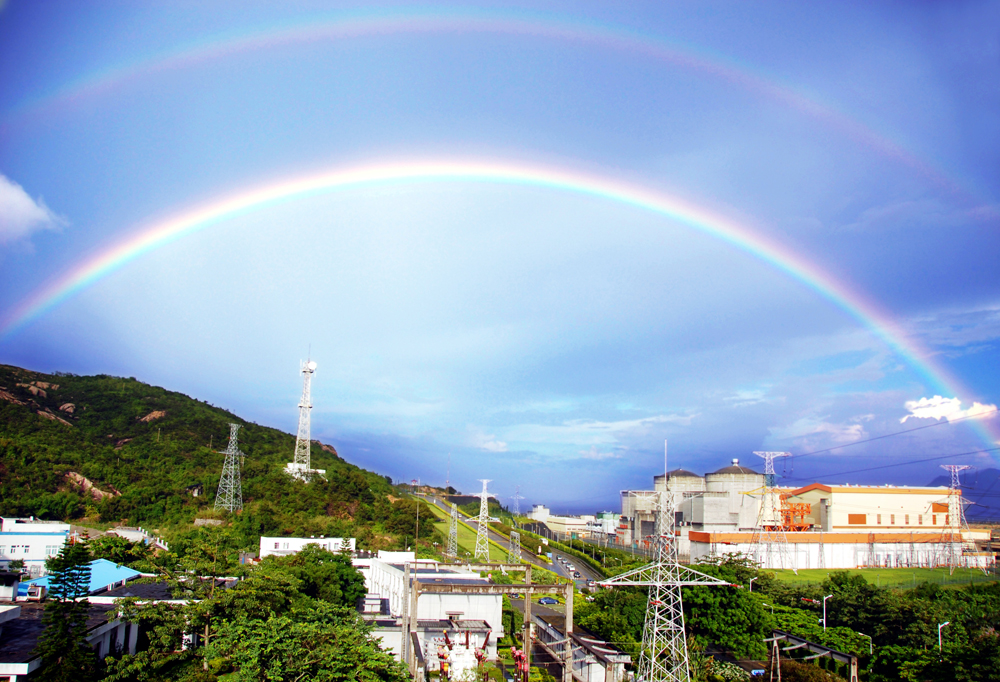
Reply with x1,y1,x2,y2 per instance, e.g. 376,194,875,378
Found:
506,413,696,446
579,446,623,461
901,396,998,423
467,428,508,453
0,174,64,244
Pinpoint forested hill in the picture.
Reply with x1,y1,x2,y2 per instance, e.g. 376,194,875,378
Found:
0,364,430,550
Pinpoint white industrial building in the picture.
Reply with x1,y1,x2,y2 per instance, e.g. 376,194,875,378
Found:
0,518,71,577
616,465,992,570
354,552,501,681
259,536,355,558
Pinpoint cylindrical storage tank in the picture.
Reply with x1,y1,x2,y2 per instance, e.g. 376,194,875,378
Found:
705,459,764,493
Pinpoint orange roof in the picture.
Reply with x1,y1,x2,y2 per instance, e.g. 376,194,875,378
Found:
787,483,955,496
688,530,960,544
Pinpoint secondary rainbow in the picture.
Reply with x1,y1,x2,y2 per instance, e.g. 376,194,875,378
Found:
2,9,968,200
2,158,995,448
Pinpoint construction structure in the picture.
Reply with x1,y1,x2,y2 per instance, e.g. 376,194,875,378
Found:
749,451,795,572
474,479,491,561
508,531,522,564
285,360,325,481
602,489,729,682
214,423,244,513
447,504,459,559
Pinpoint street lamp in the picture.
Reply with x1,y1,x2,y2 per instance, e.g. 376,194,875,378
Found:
823,594,833,632
762,603,774,615
749,577,758,592
856,632,872,656
938,621,950,652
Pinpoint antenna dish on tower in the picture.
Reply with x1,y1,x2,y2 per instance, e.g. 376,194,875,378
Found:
307,361,317,371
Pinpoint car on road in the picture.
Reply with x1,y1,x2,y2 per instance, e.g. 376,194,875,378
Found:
538,597,559,605
572,572,581,578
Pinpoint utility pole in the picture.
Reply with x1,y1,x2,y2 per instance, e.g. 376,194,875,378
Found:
288,359,317,481
447,503,459,559
509,531,522,564
941,465,970,572
214,423,244,513
750,451,795,573
475,479,492,561
600,442,730,682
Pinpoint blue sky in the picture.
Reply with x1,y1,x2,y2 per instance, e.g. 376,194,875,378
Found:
1,1,998,513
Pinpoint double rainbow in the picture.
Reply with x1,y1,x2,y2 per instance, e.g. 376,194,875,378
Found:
1,158,994,447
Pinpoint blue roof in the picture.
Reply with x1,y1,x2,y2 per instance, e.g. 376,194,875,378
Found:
17,558,141,596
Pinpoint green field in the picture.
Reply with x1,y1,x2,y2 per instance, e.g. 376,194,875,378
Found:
769,566,997,588
424,498,510,562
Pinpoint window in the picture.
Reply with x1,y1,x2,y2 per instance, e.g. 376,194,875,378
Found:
877,514,882,524
0,546,5,556
45,546,59,557
918,515,923,525
274,542,279,549
22,546,29,554
890,514,895,524
848,514,866,525
933,515,937,525
905,515,910,524
283,542,289,550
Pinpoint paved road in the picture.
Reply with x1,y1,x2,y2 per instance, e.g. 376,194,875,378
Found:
548,551,602,588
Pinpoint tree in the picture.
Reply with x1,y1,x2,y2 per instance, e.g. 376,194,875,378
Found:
206,600,408,682
268,543,366,607
89,533,152,567
34,539,98,682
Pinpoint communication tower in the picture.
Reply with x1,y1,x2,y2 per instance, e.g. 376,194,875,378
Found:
601,442,729,682
474,479,492,560
749,451,795,573
286,360,325,481
447,503,459,559
214,423,244,513
508,530,522,564
941,464,971,571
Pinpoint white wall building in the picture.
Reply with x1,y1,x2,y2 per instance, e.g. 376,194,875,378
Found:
259,536,355,559
0,518,71,578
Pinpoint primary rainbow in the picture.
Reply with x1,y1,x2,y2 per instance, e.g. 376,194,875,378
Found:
2,158,996,447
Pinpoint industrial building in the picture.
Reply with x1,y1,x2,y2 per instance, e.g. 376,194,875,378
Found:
258,536,355,558
616,463,992,570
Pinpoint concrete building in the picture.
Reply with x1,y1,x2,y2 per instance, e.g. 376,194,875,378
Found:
259,536,355,558
0,518,71,578
615,463,992,570
528,505,551,523
0,602,139,680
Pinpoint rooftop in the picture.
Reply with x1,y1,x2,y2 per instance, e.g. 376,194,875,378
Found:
0,602,115,664
18,559,141,596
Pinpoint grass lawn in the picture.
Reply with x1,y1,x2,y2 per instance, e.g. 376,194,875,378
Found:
769,566,997,588
424,498,510,562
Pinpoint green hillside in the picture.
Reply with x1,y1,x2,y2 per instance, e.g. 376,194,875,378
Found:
0,364,436,552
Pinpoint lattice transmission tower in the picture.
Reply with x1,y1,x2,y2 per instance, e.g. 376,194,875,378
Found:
508,531,522,564
214,423,244,513
447,503,459,559
511,486,524,518
942,464,971,571
287,360,317,481
749,451,795,573
602,489,728,682
474,479,492,560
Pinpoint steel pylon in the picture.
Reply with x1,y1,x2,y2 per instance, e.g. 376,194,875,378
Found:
508,530,522,564
749,451,795,573
941,464,971,572
214,423,244,513
291,360,315,476
601,491,729,682
447,503,459,558
474,479,491,560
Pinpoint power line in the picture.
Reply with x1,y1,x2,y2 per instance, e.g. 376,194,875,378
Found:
792,411,997,459
781,446,1000,483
